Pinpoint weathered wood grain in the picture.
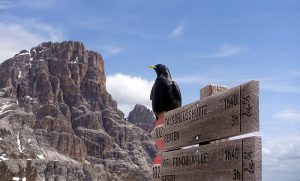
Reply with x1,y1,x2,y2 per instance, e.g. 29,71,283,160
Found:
200,84,229,144
154,136,261,181
200,84,228,99
162,80,259,151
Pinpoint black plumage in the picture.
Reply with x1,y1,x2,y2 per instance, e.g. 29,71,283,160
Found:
149,64,182,119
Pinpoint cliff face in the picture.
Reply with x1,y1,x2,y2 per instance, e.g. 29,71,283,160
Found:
0,41,156,181
127,104,155,133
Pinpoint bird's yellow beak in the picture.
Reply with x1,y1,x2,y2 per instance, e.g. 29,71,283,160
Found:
148,65,156,69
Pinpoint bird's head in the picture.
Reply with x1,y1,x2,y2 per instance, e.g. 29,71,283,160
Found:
148,64,172,78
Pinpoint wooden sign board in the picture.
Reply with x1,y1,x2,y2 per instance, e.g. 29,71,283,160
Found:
200,84,228,98
152,164,161,181
162,81,259,151
153,136,261,181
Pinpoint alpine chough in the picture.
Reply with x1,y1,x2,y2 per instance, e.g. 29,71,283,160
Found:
149,64,182,119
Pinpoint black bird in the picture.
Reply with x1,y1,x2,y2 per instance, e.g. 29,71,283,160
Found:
149,64,182,119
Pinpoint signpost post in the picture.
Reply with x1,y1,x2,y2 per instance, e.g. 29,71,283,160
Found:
151,80,261,181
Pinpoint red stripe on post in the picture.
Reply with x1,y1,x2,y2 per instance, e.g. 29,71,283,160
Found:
156,138,165,150
155,114,164,126
152,154,161,164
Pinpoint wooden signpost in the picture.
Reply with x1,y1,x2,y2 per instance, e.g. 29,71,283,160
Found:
152,80,261,181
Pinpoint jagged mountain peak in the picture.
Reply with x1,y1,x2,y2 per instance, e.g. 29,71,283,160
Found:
0,41,156,181
1,41,121,112
127,104,155,133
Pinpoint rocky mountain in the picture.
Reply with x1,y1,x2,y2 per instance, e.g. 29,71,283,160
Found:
0,41,157,181
127,104,155,133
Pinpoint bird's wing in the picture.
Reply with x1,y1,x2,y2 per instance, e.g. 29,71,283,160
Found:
171,81,182,105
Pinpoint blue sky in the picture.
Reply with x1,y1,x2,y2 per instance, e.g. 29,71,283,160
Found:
0,0,300,180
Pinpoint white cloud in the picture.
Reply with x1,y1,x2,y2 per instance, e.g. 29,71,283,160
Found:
175,70,300,94
174,73,243,86
0,23,44,61
192,43,248,58
99,46,123,57
169,24,184,38
262,82,300,94
106,73,154,116
257,70,300,94
273,109,300,122
0,1,14,9
1,0,58,10
19,0,58,9
263,134,300,180
0,17,64,62
117,104,136,118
